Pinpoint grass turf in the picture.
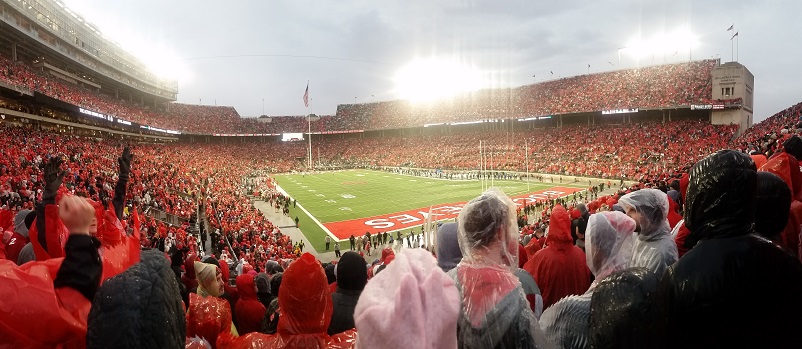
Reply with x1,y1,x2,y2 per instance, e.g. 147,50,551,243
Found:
272,169,584,252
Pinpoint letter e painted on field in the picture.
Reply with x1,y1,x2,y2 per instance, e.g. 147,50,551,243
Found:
389,214,422,225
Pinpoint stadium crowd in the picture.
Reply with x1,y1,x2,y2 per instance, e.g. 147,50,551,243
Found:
3,44,802,346
299,120,737,182
334,60,720,130
1,98,802,347
2,53,738,135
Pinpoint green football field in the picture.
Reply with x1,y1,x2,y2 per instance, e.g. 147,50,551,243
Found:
272,169,584,252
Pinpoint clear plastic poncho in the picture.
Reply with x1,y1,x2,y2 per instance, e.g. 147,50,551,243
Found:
451,188,554,349
456,188,519,270
585,211,636,284
617,189,677,275
539,211,636,349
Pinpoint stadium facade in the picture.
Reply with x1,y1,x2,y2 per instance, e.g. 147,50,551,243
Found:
711,61,754,134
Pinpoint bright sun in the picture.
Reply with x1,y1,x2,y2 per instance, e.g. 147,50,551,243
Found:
393,58,486,103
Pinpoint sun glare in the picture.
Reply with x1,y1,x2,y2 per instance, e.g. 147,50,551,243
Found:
393,58,486,103
623,29,700,58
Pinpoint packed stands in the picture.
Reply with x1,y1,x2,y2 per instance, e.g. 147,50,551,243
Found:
2,52,727,134
733,101,802,152
302,120,737,182
335,60,720,130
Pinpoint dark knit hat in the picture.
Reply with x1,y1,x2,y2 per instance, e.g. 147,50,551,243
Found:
435,222,462,272
87,249,186,349
336,251,368,291
201,256,219,268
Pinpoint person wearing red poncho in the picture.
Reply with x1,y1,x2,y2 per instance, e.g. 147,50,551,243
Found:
0,195,102,348
182,253,200,292
235,274,266,335
217,252,356,349
187,260,239,348
523,204,591,311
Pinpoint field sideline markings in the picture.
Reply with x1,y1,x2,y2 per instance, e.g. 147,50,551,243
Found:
273,183,338,241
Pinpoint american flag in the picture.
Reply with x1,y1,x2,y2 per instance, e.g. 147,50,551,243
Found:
303,82,309,108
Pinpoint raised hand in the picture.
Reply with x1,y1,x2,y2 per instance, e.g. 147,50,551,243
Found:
118,147,132,181
43,156,66,200
58,195,96,235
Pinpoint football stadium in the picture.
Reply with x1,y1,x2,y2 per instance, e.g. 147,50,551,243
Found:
1,0,801,348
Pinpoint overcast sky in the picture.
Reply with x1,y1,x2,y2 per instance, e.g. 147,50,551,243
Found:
61,0,801,121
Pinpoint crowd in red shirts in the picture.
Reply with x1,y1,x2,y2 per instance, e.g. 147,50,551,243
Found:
2,53,734,136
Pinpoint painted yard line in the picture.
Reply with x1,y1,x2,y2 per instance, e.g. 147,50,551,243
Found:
323,186,582,240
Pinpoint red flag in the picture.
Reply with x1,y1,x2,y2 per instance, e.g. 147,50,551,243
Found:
303,82,309,107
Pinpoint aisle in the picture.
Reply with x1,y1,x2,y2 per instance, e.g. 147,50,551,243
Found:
253,200,339,262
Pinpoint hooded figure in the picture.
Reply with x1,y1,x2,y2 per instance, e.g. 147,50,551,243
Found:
514,244,543,319
87,249,186,349
754,171,792,242
448,188,552,349
188,261,238,346
6,209,33,264
436,222,462,272
218,258,240,321
254,272,273,309
13,210,37,265
217,253,357,349
759,151,802,260
262,272,283,335
655,150,802,349
195,261,225,298
617,189,678,276
523,235,542,259
588,267,660,349
182,253,199,293
524,204,591,311
235,274,267,335
354,248,460,349
540,211,636,349
328,251,367,335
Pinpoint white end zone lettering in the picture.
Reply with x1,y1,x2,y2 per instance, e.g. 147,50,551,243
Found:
365,219,394,229
388,214,421,224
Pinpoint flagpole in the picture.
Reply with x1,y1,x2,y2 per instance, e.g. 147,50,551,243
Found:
730,38,735,61
490,145,494,188
736,34,739,62
307,81,312,171
525,139,530,192
480,140,484,192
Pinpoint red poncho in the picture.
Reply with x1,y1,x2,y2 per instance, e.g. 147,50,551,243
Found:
523,204,591,310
